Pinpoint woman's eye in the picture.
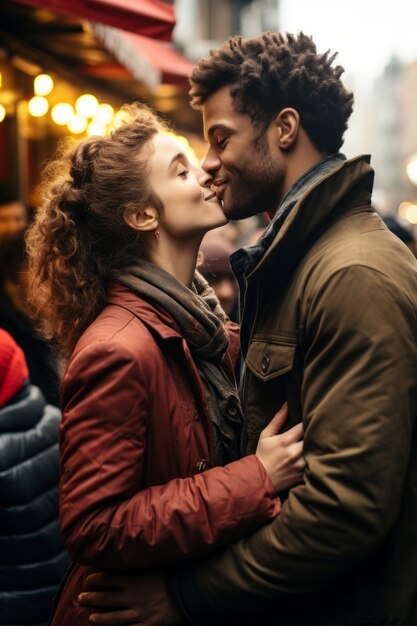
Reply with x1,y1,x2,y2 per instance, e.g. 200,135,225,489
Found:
178,169,190,178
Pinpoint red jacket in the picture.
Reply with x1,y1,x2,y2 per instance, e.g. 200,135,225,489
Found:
51,285,280,624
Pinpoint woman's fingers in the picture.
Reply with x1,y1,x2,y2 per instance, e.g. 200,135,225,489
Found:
260,403,288,438
284,421,304,442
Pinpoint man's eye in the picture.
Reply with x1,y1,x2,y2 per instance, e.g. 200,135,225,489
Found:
217,137,228,148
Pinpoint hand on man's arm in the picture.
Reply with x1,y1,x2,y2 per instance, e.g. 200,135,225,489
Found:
78,571,181,626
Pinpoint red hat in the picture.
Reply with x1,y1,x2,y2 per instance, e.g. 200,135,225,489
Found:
0,329,29,408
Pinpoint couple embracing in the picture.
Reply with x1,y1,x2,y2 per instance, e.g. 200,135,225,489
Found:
28,32,417,626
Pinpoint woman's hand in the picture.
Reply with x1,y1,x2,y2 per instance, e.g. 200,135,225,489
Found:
255,403,305,493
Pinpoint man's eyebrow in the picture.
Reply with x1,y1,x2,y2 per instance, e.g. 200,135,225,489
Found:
206,124,233,140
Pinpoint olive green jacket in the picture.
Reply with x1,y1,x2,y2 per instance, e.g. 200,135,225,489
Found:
194,156,417,625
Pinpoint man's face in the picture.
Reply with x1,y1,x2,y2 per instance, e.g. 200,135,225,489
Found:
201,86,284,220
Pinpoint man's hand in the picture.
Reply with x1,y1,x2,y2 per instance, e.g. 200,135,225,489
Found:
78,571,182,625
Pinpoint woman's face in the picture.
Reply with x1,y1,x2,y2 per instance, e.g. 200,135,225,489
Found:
147,133,228,239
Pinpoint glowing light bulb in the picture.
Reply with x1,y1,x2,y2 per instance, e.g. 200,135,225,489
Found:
68,114,87,134
406,155,417,186
28,96,49,117
51,103,74,126
75,94,99,118
405,204,417,224
0,104,6,123
95,103,114,125
398,202,412,219
34,74,53,96
87,121,107,137
112,110,129,129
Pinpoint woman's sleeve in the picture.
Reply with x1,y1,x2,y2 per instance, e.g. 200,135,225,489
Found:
59,337,280,569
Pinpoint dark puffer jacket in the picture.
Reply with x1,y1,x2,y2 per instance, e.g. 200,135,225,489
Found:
0,383,70,626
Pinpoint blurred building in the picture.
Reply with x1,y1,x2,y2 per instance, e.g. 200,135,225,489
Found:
371,56,417,229
371,57,405,211
174,0,280,61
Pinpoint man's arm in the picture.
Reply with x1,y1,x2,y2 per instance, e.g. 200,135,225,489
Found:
178,265,417,619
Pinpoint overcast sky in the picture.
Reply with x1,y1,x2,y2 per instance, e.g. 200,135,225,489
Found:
279,0,417,87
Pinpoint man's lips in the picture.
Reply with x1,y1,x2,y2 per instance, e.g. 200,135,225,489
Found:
211,178,228,200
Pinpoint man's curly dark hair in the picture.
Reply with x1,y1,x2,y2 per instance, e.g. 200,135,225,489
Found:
189,32,354,154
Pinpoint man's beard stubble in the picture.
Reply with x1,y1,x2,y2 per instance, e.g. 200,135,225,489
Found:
226,139,281,221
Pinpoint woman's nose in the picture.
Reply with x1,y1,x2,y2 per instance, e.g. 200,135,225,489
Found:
198,170,214,189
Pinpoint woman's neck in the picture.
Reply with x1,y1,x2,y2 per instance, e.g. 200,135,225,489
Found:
147,237,201,288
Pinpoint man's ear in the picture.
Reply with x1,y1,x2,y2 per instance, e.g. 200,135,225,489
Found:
273,108,300,150
124,204,159,233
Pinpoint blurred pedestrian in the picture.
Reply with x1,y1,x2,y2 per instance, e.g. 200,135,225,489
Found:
0,227,61,406
199,236,238,321
88,31,417,626
383,214,417,257
0,328,69,626
26,103,304,626
0,197,27,237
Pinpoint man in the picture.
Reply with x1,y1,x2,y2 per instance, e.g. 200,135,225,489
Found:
80,32,417,625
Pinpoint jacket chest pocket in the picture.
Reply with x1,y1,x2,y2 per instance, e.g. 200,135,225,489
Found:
243,337,302,454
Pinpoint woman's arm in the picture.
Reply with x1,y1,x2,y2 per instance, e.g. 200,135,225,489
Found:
60,336,282,569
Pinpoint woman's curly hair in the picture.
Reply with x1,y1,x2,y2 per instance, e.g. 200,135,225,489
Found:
26,103,167,360
189,32,354,154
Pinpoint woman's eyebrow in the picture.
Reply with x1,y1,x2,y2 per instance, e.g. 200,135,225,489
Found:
168,152,186,169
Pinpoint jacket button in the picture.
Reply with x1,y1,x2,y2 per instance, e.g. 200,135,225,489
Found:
196,459,210,472
261,354,270,373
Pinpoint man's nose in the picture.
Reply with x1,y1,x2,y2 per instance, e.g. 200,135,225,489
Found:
201,149,221,177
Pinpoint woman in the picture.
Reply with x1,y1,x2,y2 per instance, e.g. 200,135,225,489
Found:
26,104,304,625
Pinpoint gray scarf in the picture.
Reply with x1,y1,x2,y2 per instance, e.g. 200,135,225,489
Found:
116,260,243,466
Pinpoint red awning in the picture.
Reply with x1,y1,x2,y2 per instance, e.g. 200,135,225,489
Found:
11,0,175,40
93,25,194,87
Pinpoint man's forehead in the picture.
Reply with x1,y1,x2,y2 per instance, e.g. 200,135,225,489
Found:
202,87,250,139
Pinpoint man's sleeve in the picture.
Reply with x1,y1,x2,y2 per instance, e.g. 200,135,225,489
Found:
172,265,417,620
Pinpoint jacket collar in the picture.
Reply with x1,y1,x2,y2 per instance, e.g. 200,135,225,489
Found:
247,154,374,280
107,284,183,342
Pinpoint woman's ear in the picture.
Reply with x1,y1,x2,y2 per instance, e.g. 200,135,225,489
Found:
124,205,159,233
273,108,300,150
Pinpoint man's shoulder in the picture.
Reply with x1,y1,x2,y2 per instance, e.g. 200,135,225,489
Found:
302,209,417,296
